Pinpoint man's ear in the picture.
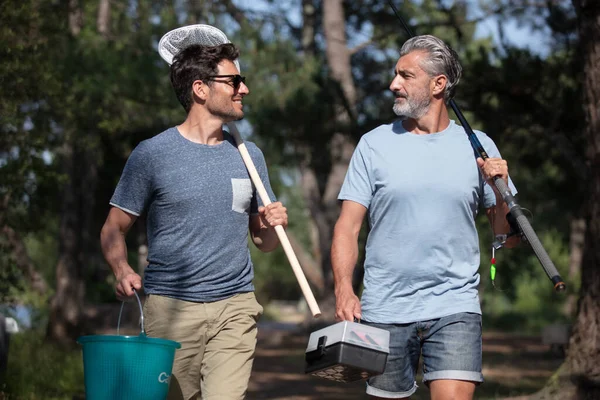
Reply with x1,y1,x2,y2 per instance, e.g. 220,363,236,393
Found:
192,80,208,101
431,75,447,97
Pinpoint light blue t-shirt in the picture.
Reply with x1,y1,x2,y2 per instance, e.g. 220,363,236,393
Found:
110,127,275,302
338,120,517,323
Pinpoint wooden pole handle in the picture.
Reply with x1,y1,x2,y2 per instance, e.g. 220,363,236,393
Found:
227,123,321,318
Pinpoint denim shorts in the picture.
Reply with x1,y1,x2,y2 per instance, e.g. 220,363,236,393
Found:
363,312,483,398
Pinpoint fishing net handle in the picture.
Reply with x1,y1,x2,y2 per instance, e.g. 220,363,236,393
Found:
227,123,322,318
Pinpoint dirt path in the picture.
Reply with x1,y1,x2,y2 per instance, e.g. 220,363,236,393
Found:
247,324,564,400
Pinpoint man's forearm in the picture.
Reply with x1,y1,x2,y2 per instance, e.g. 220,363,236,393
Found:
331,231,359,294
100,225,134,278
492,196,510,234
253,226,280,253
492,195,520,248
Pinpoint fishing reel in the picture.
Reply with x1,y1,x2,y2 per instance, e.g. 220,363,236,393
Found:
492,211,527,251
489,211,530,289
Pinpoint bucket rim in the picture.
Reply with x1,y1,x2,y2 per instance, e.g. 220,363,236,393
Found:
77,334,181,349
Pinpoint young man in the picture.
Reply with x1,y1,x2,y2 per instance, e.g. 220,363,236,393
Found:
100,43,287,400
331,35,519,399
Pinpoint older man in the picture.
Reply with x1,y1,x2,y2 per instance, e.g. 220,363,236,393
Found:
332,35,518,399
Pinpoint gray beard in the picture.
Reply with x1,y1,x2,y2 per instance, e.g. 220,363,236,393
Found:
393,95,430,120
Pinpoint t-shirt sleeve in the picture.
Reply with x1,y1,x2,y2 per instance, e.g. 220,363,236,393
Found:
478,133,518,209
249,146,276,214
338,138,373,209
109,143,153,216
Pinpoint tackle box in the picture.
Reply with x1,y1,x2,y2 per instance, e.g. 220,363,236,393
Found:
305,321,389,383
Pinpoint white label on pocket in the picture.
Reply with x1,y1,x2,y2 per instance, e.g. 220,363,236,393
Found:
231,178,253,213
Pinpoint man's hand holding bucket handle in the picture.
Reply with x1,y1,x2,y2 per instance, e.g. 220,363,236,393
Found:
116,268,142,301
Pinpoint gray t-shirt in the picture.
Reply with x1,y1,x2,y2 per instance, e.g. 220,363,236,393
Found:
110,127,275,302
339,120,517,323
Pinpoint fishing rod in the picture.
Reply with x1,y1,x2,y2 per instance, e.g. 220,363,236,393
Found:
388,1,566,292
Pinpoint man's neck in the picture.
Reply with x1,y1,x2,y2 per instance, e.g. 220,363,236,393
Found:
402,103,451,135
177,110,225,145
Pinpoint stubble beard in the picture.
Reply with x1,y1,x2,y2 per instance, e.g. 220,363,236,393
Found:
208,101,245,122
222,110,244,122
393,91,431,120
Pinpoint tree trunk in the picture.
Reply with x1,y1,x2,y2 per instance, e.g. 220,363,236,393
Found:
46,0,111,345
47,138,100,344
47,141,86,343
296,0,358,309
302,0,317,56
296,0,359,324
68,0,83,36
323,0,357,118
97,0,110,38
565,1,600,398
46,0,84,345
565,217,585,316
318,0,357,291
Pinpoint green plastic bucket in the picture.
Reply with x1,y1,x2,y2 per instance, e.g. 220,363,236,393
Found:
77,291,181,400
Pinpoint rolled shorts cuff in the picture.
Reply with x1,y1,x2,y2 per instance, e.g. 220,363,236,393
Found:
423,370,484,384
366,381,417,398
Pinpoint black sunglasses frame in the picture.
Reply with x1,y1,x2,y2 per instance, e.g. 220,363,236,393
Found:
205,74,246,90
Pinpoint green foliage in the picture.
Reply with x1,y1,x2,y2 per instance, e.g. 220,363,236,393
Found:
481,227,578,333
23,218,60,286
237,23,336,170
0,0,65,234
251,246,301,305
1,331,84,399
0,248,23,304
1,0,184,315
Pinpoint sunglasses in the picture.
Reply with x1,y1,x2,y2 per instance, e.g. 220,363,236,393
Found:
205,74,246,90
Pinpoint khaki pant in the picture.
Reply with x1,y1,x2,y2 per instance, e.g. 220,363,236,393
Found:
143,292,263,400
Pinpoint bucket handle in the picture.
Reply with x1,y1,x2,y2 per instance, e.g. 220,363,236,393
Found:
116,289,145,336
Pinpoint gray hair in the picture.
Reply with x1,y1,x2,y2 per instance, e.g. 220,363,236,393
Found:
399,35,462,102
